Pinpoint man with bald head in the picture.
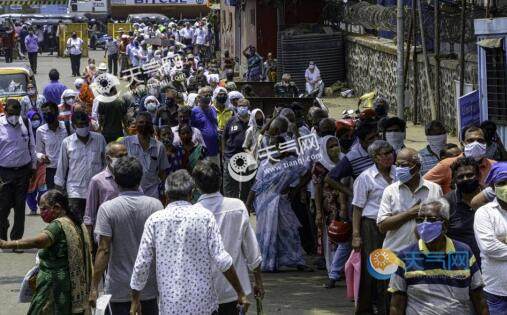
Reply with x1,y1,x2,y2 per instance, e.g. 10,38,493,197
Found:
84,142,128,238
377,147,443,253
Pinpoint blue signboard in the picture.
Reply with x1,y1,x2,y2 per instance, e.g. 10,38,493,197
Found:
458,90,480,139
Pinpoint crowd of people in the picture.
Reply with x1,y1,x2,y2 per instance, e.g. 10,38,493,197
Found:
1,14,507,315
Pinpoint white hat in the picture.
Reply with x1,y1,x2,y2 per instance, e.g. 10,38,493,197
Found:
97,62,107,71
94,73,120,103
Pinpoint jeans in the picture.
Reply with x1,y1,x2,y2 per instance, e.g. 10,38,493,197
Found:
0,164,31,240
107,298,158,315
70,53,81,76
28,52,37,73
108,53,118,76
485,292,507,315
328,242,351,280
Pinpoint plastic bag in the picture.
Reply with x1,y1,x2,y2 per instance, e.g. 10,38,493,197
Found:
18,265,39,303
344,251,361,305
93,294,112,315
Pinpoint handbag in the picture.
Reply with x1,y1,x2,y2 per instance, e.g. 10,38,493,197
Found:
19,265,39,303
93,294,112,315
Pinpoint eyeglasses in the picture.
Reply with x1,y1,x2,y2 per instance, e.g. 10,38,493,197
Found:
415,216,443,223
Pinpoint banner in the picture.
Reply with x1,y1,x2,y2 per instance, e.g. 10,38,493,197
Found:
119,0,208,4
457,90,480,140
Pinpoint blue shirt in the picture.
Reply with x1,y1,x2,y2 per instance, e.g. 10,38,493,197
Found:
191,106,219,156
43,81,68,105
329,142,373,180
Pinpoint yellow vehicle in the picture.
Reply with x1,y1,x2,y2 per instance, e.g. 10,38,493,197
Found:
0,65,36,113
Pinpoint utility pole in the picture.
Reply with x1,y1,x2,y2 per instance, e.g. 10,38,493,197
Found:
459,0,466,96
396,0,405,119
434,0,441,119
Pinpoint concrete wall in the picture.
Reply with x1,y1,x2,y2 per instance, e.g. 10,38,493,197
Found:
346,34,478,134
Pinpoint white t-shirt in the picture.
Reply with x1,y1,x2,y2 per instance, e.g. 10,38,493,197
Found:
67,37,84,55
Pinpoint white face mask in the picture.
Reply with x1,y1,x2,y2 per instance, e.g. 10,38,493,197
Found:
65,98,75,106
6,115,19,126
427,134,447,156
76,126,90,137
146,102,157,112
31,120,41,128
385,131,406,151
464,141,487,161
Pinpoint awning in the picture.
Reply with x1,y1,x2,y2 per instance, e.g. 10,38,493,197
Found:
477,37,504,49
1,0,67,5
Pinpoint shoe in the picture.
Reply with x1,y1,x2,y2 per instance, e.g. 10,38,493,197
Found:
325,279,337,289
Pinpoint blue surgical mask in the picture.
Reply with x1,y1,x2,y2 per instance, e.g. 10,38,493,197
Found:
396,166,414,184
416,221,443,243
237,106,250,117
31,120,41,128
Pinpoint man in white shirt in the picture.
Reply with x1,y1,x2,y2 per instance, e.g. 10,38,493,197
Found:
377,147,443,253
55,111,106,220
130,170,249,315
194,160,264,314
474,162,507,313
67,32,84,76
193,23,208,56
179,22,194,47
36,102,72,189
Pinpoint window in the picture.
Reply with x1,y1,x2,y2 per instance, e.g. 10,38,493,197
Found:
485,46,507,124
250,9,255,26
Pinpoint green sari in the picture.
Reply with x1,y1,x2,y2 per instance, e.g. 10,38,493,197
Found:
28,217,93,315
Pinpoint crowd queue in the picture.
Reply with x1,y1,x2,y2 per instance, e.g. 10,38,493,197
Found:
0,15,506,315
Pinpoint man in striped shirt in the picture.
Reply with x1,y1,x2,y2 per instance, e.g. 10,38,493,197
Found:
389,198,488,315
325,120,379,196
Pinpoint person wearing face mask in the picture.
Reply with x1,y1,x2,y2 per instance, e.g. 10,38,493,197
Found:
0,99,37,246
83,142,128,240
474,163,507,314
158,126,184,176
444,157,482,266
20,83,46,118
377,148,443,254
191,86,219,165
58,89,78,122
350,141,395,312
97,82,128,143
424,126,496,194
313,136,348,287
243,109,265,159
222,104,252,201
143,95,160,120
0,190,93,314
26,110,47,215
480,120,507,161
67,32,84,77
55,110,107,220
325,121,378,197
389,198,488,315
171,105,206,147
119,112,169,198
381,117,406,153
213,87,234,132
305,61,324,97
419,120,447,175
24,28,39,73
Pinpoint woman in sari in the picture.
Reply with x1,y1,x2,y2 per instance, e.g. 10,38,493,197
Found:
246,136,311,272
180,124,207,172
0,190,93,315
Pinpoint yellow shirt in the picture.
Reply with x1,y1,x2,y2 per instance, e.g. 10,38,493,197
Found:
215,105,234,131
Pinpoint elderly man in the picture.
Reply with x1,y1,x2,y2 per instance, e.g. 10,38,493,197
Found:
275,73,299,98
351,140,396,314
377,147,443,253
84,142,128,238
90,157,162,314
474,162,507,314
390,198,488,315
425,126,496,194
0,99,37,245
194,160,264,314
191,87,219,165
130,170,248,314
55,110,106,220
120,112,169,198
